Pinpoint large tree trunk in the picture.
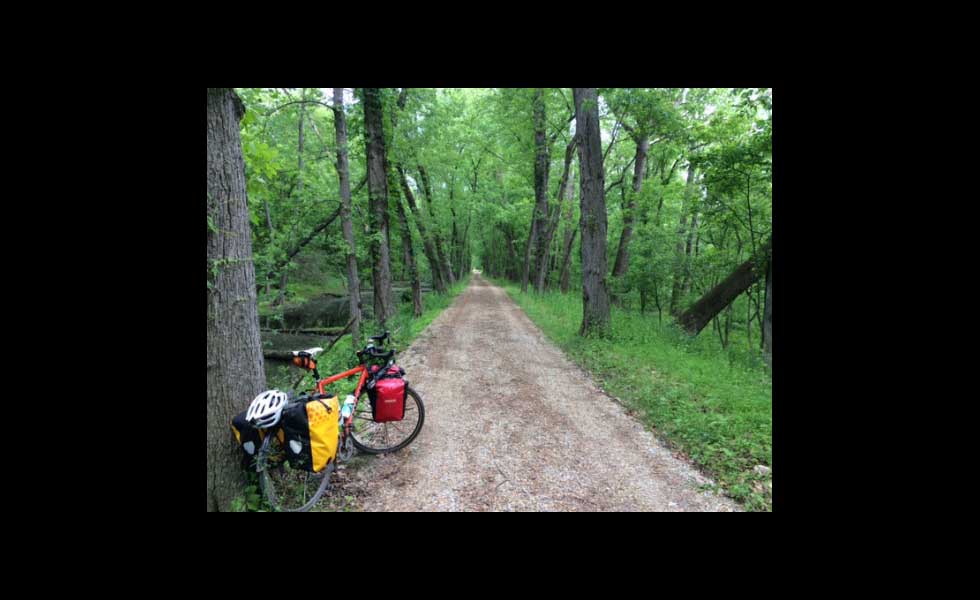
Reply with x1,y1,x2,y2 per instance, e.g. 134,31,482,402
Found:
206,88,266,512
534,135,577,293
669,164,698,315
530,88,552,293
521,88,549,292
333,88,362,350
398,166,446,293
417,165,455,285
362,88,394,325
573,88,611,337
762,252,772,362
611,135,649,277
678,237,771,335
391,170,422,317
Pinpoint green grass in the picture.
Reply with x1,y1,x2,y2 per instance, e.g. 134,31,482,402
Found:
494,279,772,511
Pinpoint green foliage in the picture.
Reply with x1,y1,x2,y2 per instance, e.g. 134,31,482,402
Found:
230,87,771,511
495,279,772,511
264,276,471,395
231,473,272,512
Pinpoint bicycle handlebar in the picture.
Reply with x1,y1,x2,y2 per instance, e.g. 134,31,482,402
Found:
369,330,390,345
357,331,395,363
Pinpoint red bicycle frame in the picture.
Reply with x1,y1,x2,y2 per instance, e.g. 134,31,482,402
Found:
314,364,369,435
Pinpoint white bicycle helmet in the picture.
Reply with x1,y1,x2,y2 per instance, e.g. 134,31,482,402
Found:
246,390,288,429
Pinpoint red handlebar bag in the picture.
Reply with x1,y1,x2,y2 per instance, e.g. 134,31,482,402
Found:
370,366,407,422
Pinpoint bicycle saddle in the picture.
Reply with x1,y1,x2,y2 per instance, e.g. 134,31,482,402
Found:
291,347,324,358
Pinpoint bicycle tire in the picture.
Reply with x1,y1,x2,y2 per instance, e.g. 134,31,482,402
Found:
350,386,424,455
256,434,335,512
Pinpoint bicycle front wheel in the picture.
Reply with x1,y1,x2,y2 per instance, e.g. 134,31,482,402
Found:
350,386,424,454
256,434,335,512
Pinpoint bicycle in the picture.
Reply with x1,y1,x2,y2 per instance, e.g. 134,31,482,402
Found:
254,331,425,512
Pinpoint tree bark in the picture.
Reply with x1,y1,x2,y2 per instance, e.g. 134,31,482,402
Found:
611,135,649,277
296,89,306,196
762,251,772,362
521,216,538,293
559,227,577,293
262,200,274,296
680,211,700,298
206,88,266,512
362,88,395,325
398,166,446,293
677,237,771,336
573,88,612,337
534,134,577,293
670,164,698,315
390,170,422,316
531,88,552,292
450,175,460,282
417,165,455,285
333,88,362,350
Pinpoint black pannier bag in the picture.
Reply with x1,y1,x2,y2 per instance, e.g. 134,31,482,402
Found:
231,410,283,467
279,395,340,473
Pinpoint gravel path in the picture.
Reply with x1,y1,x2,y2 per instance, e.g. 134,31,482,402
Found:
348,275,739,512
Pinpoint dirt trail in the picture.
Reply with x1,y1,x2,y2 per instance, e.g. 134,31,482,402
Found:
347,274,738,512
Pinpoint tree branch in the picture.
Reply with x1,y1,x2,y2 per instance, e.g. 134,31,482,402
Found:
605,156,636,194
265,99,337,117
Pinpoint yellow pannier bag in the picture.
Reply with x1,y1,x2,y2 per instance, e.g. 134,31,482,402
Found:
281,395,339,473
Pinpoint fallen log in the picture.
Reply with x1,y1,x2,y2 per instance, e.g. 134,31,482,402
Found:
261,326,347,336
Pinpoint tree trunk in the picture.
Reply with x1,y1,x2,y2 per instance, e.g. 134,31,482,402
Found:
573,88,611,337
391,170,422,317
762,253,772,362
611,135,649,277
680,211,700,298
262,199,274,296
677,237,771,335
276,271,288,306
417,165,455,285
670,164,698,315
559,228,577,294
362,88,394,325
535,134,577,293
398,166,446,293
522,89,547,292
450,182,460,282
333,88,362,350
206,88,266,512
521,217,538,292
296,88,305,196
531,88,552,292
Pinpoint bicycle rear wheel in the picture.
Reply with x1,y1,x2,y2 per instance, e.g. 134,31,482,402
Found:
350,386,424,454
256,434,335,512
